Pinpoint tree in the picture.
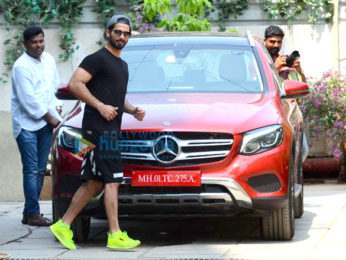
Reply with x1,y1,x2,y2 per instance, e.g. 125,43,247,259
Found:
142,0,212,31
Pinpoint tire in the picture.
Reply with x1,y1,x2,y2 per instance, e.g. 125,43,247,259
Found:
294,153,304,218
52,198,90,242
71,216,90,243
52,198,64,223
261,157,295,240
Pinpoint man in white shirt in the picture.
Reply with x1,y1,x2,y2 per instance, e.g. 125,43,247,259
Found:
11,26,62,226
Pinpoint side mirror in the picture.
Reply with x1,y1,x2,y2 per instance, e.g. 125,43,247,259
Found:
282,80,310,98
56,86,76,100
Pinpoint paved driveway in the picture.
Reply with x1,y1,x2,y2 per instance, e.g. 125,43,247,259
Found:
0,183,345,260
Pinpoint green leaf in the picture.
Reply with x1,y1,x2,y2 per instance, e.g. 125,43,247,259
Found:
4,39,11,45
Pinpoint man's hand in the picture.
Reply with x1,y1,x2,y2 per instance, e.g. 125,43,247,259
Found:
97,103,118,121
293,59,303,73
43,112,60,128
133,107,146,121
48,117,60,128
293,59,306,82
275,54,286,70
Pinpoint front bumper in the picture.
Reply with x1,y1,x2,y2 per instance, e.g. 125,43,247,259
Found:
119,176,252,209
115,177,289,216
115,176,290,217
55,175,289,218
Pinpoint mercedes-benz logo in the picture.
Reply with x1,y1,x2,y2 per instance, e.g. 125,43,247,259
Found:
153,135,180,164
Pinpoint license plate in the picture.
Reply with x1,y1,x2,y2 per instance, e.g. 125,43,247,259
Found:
131,170,201,187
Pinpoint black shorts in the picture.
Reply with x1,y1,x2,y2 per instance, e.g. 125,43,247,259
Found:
80,127,123,183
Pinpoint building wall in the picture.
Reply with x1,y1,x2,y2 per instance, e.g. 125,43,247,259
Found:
0,0,345,201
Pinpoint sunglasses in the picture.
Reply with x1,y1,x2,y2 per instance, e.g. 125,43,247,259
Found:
112,29,131,38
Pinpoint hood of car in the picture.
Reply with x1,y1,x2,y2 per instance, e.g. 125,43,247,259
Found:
122,93,280,134
64,93,280,134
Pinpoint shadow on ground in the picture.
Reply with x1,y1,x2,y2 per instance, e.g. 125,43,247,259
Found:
81,211,316,247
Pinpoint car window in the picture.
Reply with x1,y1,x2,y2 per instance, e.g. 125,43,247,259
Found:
122,44,264,93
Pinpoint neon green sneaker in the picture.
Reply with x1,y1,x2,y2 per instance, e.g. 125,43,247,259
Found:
107,230,141,250
50,220,76,250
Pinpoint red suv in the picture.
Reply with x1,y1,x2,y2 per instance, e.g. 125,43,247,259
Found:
52,32,309,242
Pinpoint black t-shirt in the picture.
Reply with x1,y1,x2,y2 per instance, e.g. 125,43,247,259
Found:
79,48,128,133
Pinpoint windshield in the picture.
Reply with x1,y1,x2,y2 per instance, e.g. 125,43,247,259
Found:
122,44,264,93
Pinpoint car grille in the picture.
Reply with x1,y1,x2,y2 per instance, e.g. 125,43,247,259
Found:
119,184,229,195
118,183,234,206
119,132,233,166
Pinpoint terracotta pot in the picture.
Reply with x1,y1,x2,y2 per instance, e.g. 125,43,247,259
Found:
303,157,341,178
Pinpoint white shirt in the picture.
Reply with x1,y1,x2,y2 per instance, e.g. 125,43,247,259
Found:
11,51,62,138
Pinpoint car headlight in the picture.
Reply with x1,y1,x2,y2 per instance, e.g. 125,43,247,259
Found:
239,125,284,155
57,126,95,156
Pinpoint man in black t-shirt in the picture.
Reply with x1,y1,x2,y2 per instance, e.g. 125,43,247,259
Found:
50,15,145,250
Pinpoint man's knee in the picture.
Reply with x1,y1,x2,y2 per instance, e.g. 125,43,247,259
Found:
22,166,38,176
104,182,120,190
85,179,104,192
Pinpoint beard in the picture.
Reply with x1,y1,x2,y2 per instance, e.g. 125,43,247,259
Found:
269,47,280,56
109,37,126,49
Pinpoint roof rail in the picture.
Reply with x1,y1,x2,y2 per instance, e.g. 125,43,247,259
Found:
246,30,255,47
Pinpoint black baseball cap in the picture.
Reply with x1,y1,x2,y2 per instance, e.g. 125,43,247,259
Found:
107,15,132,31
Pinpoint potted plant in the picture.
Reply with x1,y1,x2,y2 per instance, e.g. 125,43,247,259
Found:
300,69,346,181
